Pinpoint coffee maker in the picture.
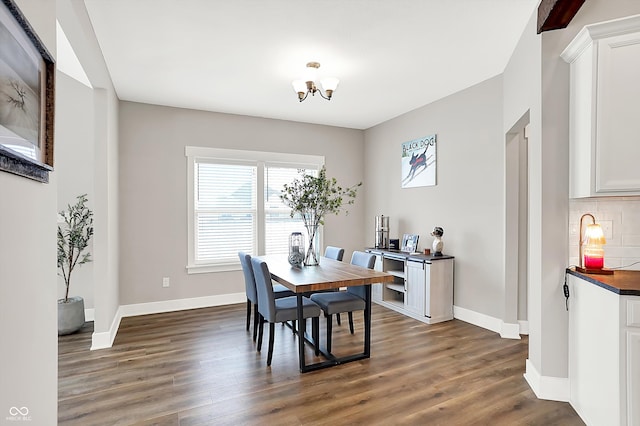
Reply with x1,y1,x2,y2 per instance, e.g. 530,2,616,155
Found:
374,215,389,249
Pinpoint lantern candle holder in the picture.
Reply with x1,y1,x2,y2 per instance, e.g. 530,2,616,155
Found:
576,213,613,275
288,232,305,267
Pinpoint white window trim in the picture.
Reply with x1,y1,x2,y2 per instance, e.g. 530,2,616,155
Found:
185,146,324,274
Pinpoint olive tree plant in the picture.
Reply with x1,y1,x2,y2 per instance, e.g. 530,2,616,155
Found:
281,166,361,265
57,194,93,302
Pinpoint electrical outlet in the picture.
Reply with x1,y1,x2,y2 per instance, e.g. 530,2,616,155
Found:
162,277,170,288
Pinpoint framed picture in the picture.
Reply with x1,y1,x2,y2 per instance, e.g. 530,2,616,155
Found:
0,0,55,183
401,134,436,189
401,234,419,253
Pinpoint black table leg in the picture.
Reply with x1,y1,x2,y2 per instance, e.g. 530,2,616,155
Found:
364,284,371,358
295,285,373,373
296,293,305,372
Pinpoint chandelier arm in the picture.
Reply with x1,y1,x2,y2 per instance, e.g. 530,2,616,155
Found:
298,91,310,102
317,90,331,101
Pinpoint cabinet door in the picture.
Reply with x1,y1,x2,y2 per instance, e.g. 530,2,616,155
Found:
596,33,640,194
406,260,425,316
628,330,640,426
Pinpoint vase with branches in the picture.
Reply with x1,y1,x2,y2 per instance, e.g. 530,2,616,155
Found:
57,194,93,302
281,167,361,266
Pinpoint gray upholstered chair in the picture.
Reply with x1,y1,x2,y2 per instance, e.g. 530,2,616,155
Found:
238,252,295,341
251,257,321,366
310,251,376,353
324,246,345,262
323,246,345,325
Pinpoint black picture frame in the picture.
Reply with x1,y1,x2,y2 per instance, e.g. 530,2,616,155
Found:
0,0,55,183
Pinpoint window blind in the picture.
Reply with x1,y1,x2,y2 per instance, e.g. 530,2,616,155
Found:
264,166,311,255
195,162,256,264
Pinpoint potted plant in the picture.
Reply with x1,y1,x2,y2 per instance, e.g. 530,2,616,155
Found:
57,194,93,335
281,166,361,266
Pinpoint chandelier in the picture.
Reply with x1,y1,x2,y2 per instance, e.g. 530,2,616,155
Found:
292,62,339,102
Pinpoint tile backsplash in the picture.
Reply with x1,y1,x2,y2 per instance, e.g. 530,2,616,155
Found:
569,197,640,270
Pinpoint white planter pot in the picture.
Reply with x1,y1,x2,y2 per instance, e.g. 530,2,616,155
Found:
58,296,85,335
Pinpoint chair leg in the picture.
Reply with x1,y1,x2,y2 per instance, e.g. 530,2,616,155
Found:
257,316,264,352
336,313,341,325
348,312,355,334
292,320,297,335
253,305,260,341
313,317,320,356
326,314,333,354
246,300,251,331
267,322,275,366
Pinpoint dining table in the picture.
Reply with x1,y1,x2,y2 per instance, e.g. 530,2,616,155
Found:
255,254,395,373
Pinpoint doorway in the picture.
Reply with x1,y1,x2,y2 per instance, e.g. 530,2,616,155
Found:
504,114,529,338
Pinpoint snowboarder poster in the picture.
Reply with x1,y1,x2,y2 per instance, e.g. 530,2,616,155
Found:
401,134,436,188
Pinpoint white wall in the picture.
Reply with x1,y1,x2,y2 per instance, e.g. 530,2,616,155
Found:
0,0,58,423
57,0,120,341
503,12,541,339
118,102,365,305
55,71,95,308
364,75,505,319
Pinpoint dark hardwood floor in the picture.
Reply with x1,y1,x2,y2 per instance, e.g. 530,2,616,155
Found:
58,303,584,425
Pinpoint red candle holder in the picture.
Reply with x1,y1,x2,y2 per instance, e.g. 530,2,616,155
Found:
584,254,604,270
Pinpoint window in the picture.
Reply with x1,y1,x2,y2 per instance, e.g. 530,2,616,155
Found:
264,166,318,255
186,147,323,273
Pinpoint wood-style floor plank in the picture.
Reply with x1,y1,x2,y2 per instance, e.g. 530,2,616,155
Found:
59,303,584,425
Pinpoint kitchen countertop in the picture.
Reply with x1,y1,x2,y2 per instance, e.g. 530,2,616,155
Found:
566,268,640,296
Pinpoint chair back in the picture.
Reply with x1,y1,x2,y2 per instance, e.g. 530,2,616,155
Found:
348,251,376,299
251,257,277,323
351,251,376,269
238,252,257,304
324,246,345,261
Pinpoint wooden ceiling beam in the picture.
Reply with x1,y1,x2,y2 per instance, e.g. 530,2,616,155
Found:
537,0,585,33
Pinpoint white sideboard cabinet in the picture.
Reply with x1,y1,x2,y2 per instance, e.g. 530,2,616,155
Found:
367,249,454,324
561,15,640,197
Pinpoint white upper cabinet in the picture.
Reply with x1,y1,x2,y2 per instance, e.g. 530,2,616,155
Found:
562,15,640,198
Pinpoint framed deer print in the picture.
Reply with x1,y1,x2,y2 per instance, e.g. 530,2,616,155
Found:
0,0,55,183
401,134,436,188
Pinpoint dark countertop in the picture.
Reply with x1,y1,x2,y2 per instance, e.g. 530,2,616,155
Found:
566,268,640,296
365,248,454,262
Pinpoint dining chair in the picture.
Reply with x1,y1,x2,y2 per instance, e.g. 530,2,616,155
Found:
310,251,376,353
323,245,345,325
251,257,321,366
238,252,295,341
324,246,345,262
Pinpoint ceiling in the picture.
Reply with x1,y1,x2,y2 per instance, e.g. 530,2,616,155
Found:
82,0,539,130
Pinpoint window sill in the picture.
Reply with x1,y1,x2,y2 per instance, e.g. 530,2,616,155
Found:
186,263,241,274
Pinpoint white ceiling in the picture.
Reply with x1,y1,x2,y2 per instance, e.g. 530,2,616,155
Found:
83,0,539,130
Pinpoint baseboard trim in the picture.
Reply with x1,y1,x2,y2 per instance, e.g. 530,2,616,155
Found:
453,305,502,334
453,306,528,339
524,359,569,402
91,306,122,350
90,293,246,350
500,321,522,340
119,293,245,318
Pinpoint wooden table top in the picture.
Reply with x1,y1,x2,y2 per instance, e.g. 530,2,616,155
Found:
255,254,395,293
